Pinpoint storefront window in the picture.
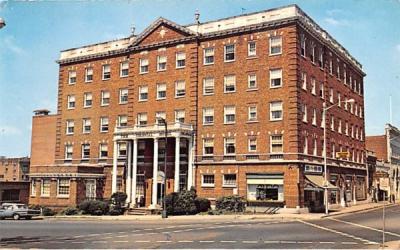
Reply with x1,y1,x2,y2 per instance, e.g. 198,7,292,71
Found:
256,184,279,201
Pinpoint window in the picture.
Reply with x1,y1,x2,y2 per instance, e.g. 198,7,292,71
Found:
139,85,148,101
224,138,236,155
31,181,36,196
270,68,282,88
157,83,166,99
300,34,306,57
68,71,76,84
312,108,317,125
155,111,166,125
303,137,308,154
336,60,340,79
202,174,215,187
270,101,283,121
203,77,214,95
248,74,257,89
345,122,349,136
203,107,214,125
118,115,128,127
270,35,282,55
102,64,111,80
175,109,185,123
330,116,335,131
248,41,256,57
65,144,73,159
157,55,167,71
318,48,323,68
302,104,307,122
248,105,257,121
343,67,347,84
99,143,108,158
203,138,214,155
329,57,333,74
311,44,315,63
119,89,128,104
67,95,75,109
338,119,342,134
175,80,185,98
81,143,90,159
139,58,149,73
311,78,316,95
338,93,341,107
176,52,186,68
100,117,109,132
329,88,334,103
203,48,214,65
332,143,336,158
66,120,74,135
85,67,93,82
270,135,283,154
248,138,257,152
137,113,147,126
82,118,91,133
118,142,127,158
41,179,50,197
84,92,92,108
224,44,235,62
101,91,110,106
57,179,70,197
223,174,237,187
344,97,348,110
313,139,318,156
224,75,236,93
224,105,235,124
120,61,129,77
321,114,325,128
319,83,324,99
301,72,307,90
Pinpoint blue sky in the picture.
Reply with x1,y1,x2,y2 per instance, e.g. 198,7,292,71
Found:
0,0,399,157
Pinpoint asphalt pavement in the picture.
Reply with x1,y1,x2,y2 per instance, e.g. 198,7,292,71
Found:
0,204,399,249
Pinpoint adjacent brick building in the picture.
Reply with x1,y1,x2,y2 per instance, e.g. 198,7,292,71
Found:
29,5,367,211
0,157,30,204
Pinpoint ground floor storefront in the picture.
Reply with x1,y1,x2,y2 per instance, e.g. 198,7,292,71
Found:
0,181,29,204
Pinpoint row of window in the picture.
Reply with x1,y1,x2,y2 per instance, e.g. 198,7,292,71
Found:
65,142,128,160
30,179,70,197
67,37,283,84
67,89,128,109
300,72,363,119
201,174,237,188
302,137,365,164
301,105,364,141
299,34,363,96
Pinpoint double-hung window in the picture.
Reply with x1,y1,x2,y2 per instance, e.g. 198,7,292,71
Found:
270,101,283,121
101,91,110,106
301,72,307,90
176,52,185,68
157,83,166,99
203,107,214,125
99,143,108,158
119,88,128,104
175,80,185,98
248,41,256,57
318,48,324,68
312,108,317,125
203,77,214,95
65,144,73,160
248,138,257,152
157,56,167,71
248,74,257,89
102,64,111,80
204,48,214,65
203,139,214,155
224,105,235,124
224,75,236,93
224,138,236,155
224,44,235,62
67,95,75,109
155,111,166,125
248,105,257,121
82,118,91,133
139,85,148,101
57,179,70,197
41,179,51,197
81,144,90,159
84,92,92,108
270,68,282,88
118,115,128,127
68,71,76,84
223,174,237,187
202,174,215,187
270,35,282,55
100,117,109,132
85,67,93,82
270,135,283,155
66,120,74,135
120,61,129,77
175,109,185,123
118,142,127,158
139,58,149,73
137,113,147,126
300,35,306,57
302,104,307,123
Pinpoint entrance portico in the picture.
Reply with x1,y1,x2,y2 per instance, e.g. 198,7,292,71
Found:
112,122,194,208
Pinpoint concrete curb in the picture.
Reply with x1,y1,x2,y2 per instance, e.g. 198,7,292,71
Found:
322,203,397,218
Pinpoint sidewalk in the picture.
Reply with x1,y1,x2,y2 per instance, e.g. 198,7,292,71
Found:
43,201,396,222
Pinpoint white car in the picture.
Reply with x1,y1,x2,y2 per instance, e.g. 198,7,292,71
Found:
0,203,41,220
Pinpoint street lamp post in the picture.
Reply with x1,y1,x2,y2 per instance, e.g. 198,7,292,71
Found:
0,17,5,29
158,117,168,219
323,99,355,215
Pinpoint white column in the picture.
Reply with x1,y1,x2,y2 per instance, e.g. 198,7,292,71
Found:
131,139,138,206
125,141,132,204
111,140,118,194
187,136,193,190
151,138,158,208
174,137,180,192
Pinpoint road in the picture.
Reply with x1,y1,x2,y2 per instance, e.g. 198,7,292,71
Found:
0,204,399,249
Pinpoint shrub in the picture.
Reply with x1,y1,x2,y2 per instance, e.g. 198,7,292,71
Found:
60,207,79,216
165,187,198,215
165,192,179,215
78,200,109,215
195,197,211,213
216,195,246,212
41,207,56,216
109,192,127,215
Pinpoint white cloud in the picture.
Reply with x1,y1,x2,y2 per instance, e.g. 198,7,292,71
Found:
0,36,26,56
0,125,22,136
324,17,350,27
326,9,345,16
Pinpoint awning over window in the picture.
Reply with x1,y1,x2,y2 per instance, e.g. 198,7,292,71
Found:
246,173,284,185
304,174,338,191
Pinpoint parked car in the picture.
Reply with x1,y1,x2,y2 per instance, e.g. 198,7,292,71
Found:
0,203,41,220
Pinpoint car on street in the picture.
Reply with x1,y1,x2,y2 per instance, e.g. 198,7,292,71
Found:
0,203,41,220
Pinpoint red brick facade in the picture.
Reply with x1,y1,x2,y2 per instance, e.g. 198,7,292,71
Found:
29,5,367,210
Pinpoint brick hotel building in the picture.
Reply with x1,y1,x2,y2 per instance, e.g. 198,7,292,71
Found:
29,5,367,211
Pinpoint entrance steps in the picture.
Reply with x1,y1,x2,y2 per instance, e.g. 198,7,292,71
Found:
127,207,162,215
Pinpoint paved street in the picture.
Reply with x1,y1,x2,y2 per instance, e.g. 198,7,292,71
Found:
0,204,399,249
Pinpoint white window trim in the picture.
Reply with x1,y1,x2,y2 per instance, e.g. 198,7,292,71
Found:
224,105,236,124
156,83,167,100
203,47,215,65
270,101,283,121
222,174,237,188
119,61,129,78
201,174,215,187
203,138,214,156
40,179,51,197
139,58,149,74
269,35,283,56
175,80,185,98
102,64,111,81
30,181,36,197
157,55,167,72
85,67,93,83
224,75,236,93
248,138,257,152
203,77,215,95
101,91,110,106
203,107,214,125
57,179,70,198
248,105,258,122
224,44,236,62
65,144,73,160
269,68,283,88
82,118,91,134
224,138,236,155
99,144,108,159
247,41,256,57
81,143,90,159
68,71,76,85
175,52,186,69
248,74,257,90
66,120,74,135
119,88,129,104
